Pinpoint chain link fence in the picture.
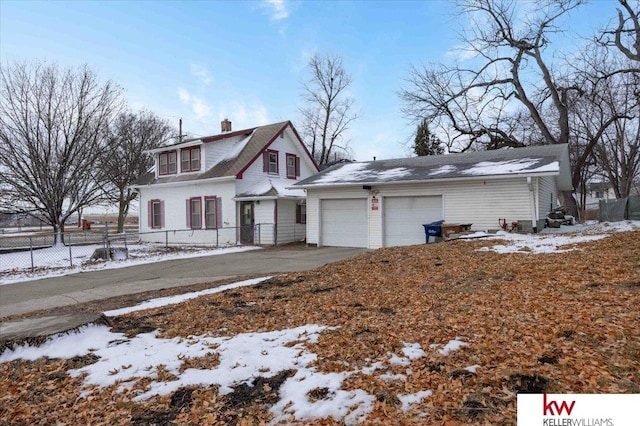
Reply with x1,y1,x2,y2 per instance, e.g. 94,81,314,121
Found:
0,224,275,276
599,195,640,222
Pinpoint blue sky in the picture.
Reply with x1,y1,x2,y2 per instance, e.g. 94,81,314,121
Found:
0,0,618,161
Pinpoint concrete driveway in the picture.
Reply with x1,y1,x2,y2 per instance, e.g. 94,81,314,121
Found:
0,245,366,318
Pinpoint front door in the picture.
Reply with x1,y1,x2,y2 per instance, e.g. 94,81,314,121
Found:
240,201,254,244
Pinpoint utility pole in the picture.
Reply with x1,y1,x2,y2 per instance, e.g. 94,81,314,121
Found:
179,118,183,143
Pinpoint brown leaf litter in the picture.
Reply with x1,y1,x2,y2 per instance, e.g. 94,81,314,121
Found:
1,230,639,425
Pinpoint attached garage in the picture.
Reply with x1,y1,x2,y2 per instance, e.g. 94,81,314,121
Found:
321,198,368,247
295,145,573,249
384,196,442,246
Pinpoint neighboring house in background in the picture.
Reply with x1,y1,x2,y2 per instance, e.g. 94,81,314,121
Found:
134,120,318,245
293,144,572,249
584,182,620,210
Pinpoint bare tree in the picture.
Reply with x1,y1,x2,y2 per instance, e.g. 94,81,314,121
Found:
299,54,358,165
600,0,640,62
587,63,640,199
98,111,174,232
399,0,635,215
0,62,122,243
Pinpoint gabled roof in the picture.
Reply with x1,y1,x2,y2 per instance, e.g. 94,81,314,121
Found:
235,178,306,199
295,144,572,190
135,121,307,186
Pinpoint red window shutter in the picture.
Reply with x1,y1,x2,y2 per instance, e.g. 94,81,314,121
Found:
148,200,152,228
296,204,301,223
295,156,300,177
186,199,190,228
263,151,269,172
216,197,222,228
160,201,165,228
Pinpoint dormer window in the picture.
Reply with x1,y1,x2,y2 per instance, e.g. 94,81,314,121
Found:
263,149,279,175
286,153,300,179
181,146,201,172
158,151,177,175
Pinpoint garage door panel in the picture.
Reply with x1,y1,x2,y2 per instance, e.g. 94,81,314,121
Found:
384,196,442,247
321,199,367,248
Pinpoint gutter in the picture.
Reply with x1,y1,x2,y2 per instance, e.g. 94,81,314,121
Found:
133,175,236,190
233,195,305,202
293,170,561,190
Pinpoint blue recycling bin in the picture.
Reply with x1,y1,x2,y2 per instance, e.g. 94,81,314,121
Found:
423,220,445,243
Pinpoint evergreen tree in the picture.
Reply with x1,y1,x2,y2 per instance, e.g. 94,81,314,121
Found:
413,119,444,156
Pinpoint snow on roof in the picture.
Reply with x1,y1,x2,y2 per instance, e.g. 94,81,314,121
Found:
238,178,306,198
461,158,559,176
313,163,412,184
218,131,254,163
295,144,572,189
428,165,457,176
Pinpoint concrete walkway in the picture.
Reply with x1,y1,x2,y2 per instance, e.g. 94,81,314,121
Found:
0,246,365,341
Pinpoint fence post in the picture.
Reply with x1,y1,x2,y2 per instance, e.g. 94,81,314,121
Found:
165,230,169,249
124,231,129,259
68,233,73,267
103,226,109,261
216,228,219,247
30,235,34,272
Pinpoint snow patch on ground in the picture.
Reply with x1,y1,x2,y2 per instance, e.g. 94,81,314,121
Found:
103,276,272,316
0,321,435,424
433,339,469,356
398,390,433,411
0,323,408,424
464,221,640,254
402,342,426,360
0,244,261,285
478,233,607,254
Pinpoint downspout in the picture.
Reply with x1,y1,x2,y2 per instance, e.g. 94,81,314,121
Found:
527,177,538,233
274,199,278,245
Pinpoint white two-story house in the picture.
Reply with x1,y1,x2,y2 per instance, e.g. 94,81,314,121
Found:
134,120,318,245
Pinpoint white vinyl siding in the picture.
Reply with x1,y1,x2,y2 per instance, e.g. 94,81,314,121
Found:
276,199,306,244
320,198,368,247
236,129,317,195
307,177,539,249
383,196,443,246
138,179,236,245
538,176,557,219
428,178,531,231
252,199,275,245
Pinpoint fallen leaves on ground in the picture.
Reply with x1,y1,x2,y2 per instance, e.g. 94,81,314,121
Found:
1,230,639,425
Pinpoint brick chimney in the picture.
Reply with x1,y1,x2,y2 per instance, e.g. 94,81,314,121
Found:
221,118,232,133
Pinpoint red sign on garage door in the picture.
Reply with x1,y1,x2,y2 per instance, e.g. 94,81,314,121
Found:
371,197,379,211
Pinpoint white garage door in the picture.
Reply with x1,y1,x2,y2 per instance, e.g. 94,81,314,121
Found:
321,199,368,247
384,196,443,247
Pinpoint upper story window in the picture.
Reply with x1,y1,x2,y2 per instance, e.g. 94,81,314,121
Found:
158,151,177,175
181,146,201,172
286,153,300,179
263,149,279,175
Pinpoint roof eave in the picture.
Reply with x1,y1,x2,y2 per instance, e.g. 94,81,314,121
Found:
233,195,305,201
296,170,563,190
135,175,236,189
145,140,202,155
